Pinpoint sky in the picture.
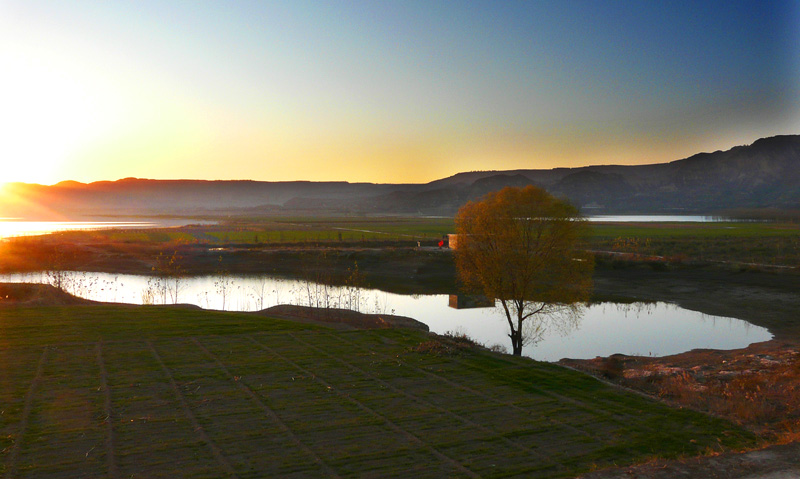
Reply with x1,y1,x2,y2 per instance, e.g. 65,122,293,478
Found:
1,0,798,185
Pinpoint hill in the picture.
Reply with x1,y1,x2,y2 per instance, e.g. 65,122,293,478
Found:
379,135,800,214
1,135,797,217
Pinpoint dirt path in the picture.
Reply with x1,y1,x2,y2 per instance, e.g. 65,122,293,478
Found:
578,441,800,479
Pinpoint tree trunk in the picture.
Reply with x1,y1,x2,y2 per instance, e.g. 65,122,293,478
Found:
511,316,524,356
500,300,525,356
512,314,524,356
511,333,523,356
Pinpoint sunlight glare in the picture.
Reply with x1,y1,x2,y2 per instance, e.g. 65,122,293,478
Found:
0,52,121,185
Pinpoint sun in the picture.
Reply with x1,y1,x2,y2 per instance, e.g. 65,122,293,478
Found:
0,76,89,185
0,48,119,185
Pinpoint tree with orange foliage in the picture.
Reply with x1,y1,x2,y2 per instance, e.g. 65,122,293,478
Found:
455,186,593,356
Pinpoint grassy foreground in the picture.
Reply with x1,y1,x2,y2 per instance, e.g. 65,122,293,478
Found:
0,305,757,478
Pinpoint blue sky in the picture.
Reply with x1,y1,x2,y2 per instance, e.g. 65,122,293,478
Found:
1,0,798,184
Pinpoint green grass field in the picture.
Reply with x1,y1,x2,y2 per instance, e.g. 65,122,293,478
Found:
0,304,758,478
100,216,799,266
201,217,455,244
9,216,798,273
590,222,800,265
52,215,797,244
54,216,456,245
590,221,799,239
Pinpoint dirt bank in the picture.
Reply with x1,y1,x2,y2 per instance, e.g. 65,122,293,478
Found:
257,304,430,331
561,339,800,437
0,283,98,307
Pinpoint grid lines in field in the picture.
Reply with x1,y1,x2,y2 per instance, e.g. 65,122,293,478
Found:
0,325,757,479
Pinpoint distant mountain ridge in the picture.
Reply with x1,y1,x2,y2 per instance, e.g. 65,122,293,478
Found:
2,135,798,218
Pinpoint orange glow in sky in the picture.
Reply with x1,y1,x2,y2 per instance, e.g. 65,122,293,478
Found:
1,1,798,186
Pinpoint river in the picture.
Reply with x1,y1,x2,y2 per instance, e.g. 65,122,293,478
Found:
0,271,771,361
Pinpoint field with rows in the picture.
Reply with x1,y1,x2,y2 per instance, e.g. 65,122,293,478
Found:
0,304,757,478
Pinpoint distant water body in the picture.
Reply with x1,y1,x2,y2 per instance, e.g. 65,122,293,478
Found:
0,218,214,239
587,215,734,222
0,215,739,240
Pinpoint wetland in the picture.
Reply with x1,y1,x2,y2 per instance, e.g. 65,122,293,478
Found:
0,214,798,476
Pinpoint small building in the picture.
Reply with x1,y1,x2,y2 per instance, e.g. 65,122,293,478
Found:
447,234,459,249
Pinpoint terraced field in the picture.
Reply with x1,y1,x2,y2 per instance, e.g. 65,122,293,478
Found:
0,305,757,478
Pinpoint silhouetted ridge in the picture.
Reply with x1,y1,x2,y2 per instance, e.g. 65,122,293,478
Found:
1,135,797,217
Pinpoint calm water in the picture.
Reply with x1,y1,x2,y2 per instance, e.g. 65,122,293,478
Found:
587,215,733,222
0,215,738,240
0,272,771,361
0,218,214,239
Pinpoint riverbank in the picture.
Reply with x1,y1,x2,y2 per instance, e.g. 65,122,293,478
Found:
561,339,800,439
561,265,800,475
2,239,799,336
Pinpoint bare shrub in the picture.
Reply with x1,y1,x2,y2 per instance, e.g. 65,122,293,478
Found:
599,355,625,380
656,356,800,440
412,330,482,356
487,343,508,354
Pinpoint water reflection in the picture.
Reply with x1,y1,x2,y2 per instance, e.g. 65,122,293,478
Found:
522,302,584,351
586,215,734,222
0,219,216,239
448,294,493,309
0,271,771,361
